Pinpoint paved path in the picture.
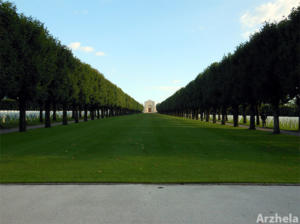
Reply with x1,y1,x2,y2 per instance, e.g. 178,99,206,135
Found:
0,184,299,224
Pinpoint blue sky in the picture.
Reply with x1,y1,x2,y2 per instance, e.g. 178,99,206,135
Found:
11,0,299,104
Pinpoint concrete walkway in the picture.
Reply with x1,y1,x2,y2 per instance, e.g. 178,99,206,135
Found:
0,184,299,224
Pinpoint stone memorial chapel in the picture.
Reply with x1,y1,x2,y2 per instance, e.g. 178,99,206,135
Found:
144,100,156,113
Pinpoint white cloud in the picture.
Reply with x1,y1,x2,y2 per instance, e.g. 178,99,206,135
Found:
95,51,105,56
240,0,300,39
68,42,81,50
68,42,105,55
80,46,94,53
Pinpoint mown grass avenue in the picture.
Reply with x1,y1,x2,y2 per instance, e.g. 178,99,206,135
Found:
0,114,299,183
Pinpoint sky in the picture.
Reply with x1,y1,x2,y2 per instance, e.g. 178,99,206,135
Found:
11,0,300,105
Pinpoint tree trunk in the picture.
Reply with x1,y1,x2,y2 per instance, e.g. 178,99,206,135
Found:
217,112,221,121
84,106,88,122
45,102,51,128
72,105,78,123
101,108,104,118
233,105,239,127
221,107,226,125
249,104,256,130
63,104,68,125
91,108,95,120
74,108,79,123
256,105,260,125
79,110,82,118
200,112,203,121
39,108,43,123
97,109,100,119
272,103,280,134
52,104,57,121
19,100,26,132
242,105,247,124
205,111,209,122
212,112,216,123
256,113,260,125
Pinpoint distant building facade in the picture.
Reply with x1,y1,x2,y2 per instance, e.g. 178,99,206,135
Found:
144,100,156,113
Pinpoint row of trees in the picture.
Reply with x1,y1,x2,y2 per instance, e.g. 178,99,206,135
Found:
0,1,143,132
157,6,300,134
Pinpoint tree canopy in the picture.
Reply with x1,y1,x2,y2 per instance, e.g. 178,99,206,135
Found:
0,1,143,131
157,6,300,134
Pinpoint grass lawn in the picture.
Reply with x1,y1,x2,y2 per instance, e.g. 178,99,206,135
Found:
0,113,299,183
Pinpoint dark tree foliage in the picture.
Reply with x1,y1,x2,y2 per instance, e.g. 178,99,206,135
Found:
0,1,143,132
157,6,300,134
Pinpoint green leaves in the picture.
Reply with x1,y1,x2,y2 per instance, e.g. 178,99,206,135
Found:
0,1,142,131
158,6,300,128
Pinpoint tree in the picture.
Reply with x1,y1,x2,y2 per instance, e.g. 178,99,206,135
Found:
1,5,50,131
